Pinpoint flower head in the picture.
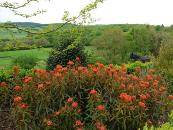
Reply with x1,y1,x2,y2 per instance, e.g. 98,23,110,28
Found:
100,126,105,130
168,95,173,100
47,120,53,126
14,86,22,92
67,60,74,65
0,82,7,87
67,97,73,103
140,94,147,100
53,111,61,116
17,103,28,109
138,101,146,108
119,93,133,102
37,84,44,89
56,64,63,69
97,105,105,111
24,76,32,83
75,120,83,127
92,67,98,73
14,96,22,103
89,89,97,96
72,102,78,108
76,57,80,62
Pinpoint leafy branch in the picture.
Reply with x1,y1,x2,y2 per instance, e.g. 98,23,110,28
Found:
0,0,104,35
0,0,47,18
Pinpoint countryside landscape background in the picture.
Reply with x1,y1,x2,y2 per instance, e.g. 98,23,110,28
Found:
1,22,173,69
1,0,173,130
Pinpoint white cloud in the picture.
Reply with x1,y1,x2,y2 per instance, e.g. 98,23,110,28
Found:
0,0,173,26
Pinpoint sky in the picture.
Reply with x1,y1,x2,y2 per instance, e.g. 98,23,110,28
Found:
0,0,173,26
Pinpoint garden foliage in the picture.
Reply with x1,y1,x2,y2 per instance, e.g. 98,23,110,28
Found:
12,55,38,69
47,29,87,70
0,61,172,130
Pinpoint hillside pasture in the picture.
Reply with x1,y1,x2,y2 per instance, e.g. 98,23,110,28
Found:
0,48,51,69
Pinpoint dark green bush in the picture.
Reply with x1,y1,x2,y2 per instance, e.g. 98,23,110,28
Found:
46,29,87,70
12,55,38,69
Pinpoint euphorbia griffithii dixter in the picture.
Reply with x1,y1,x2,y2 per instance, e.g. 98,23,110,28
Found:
90,89,97,96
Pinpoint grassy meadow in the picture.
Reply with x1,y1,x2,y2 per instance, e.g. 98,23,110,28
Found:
0,48,51,69
0,46,103,69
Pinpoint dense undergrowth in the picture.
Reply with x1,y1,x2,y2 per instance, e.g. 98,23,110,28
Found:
0,60,173,130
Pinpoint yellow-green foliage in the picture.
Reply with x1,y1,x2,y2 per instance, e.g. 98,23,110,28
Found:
140,111,173,130
125,61,153,74
154,36,173,93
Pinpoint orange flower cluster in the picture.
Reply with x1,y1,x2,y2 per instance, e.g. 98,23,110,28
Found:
14,86,22,92
0,82,7,87
14,96,22,103
37,84,44,89
138,101,146,108
17,103,28,109
168,95,173,100
74,120,83,130
24,76,32,83
72,102,78,108
95,121,106,130
13,96,28,109
90,89,97,96
97,105,105,111
67,61,74,65
43,119,53,127
119,93,135,103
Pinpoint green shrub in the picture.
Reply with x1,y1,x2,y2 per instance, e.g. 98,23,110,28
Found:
0,68,33,82
46,29,87,70
125,61,153,74
0,69,12,82
12,55,38,69
153,37,173,93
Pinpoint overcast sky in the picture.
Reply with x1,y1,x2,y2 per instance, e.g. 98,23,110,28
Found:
0,0,173,26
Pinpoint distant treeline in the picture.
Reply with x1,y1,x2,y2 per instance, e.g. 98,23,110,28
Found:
1,23,173,57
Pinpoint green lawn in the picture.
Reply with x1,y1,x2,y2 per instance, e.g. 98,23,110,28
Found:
0,46,106,69
0,48,51,69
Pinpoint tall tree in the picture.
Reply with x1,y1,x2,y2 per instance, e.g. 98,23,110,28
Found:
93,28,130,64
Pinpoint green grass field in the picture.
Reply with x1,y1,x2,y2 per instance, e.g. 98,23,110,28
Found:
0,48,51,69
0,46,106,69
0,29,27,39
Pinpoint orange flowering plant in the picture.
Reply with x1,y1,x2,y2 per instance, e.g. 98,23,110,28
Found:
0,60,173,130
